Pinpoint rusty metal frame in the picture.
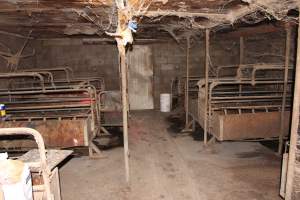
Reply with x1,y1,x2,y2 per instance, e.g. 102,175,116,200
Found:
17,67,104,91
189,37,294,144
0,68,119,159
194,73,292,142
0,82,102,157
24,67,73,82
97,91,123,141
0,72,45,91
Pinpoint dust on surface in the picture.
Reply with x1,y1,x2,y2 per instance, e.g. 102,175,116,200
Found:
60,111,282,200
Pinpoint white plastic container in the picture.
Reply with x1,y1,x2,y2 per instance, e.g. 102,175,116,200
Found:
0,153,33,200
160,93,171,112
2,164,32,200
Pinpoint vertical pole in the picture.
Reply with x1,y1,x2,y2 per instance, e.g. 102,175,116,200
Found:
278,26,291,154
239,37,244,64
204,29,210,145
185,37,190,130
118,43,130,182
239,37,244,95
285,20,300,200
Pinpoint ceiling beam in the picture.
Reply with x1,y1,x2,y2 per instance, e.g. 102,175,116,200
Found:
216,21,297,38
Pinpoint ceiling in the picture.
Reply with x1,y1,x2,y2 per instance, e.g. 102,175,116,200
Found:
0,0,298,39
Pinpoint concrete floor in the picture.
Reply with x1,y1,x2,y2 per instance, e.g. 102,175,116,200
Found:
60,111,282,200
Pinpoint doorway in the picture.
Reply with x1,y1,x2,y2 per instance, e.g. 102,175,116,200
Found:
127,45,154,110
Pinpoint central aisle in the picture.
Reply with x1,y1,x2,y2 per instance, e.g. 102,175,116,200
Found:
60,111,282,200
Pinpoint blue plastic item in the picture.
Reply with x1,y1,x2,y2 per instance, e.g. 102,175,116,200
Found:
128,20,138,32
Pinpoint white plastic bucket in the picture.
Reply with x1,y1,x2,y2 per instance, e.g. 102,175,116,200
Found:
160,93,171,112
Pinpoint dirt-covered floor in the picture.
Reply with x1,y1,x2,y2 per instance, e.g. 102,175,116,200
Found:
60,111,282,200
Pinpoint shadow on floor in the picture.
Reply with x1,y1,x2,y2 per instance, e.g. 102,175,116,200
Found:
166,112,281,153
165,113,209,141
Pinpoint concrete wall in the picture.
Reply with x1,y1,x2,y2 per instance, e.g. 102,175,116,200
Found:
0,34,36,89
151,38,241,88
150,31,293,109
10,30,290,109
33,39,120,90
244,31,295,64
150,38,240,108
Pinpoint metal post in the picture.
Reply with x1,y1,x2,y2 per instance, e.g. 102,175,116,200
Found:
204,29,210,145
239,37,244,95
118,43,130,183
278,26,291,154
184,37,191,131
239,37,244,64
285,20,300,200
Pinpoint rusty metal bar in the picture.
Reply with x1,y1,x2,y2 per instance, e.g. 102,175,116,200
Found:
0,82,99,93
35,71,55,87
212,93,291,99
197,76,292,89
55,77,104,90
24,67,73,82
208,80,292,87
285,16,300,200
212,90,288,95
278,26,292,154
0,72,45,91
204,29,210,145
251,67,293,83
216,63,293,78
0,89,86,95
0,128,52,200
23,68,105,91
212,105,288,111
0,85,100,123
15,71,55,87
9,77,105,91
208,81,292,100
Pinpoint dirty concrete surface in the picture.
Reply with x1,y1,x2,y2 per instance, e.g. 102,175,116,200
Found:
60,111,282,200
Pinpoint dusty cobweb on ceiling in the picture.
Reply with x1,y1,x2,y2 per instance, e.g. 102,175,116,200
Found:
0,31,35,72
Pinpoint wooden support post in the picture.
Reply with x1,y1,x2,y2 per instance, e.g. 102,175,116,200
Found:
204,29,210,145
285,18,300,200
278,26,291,155
111,0,130,182
118,43,130,183
184,37,191,131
